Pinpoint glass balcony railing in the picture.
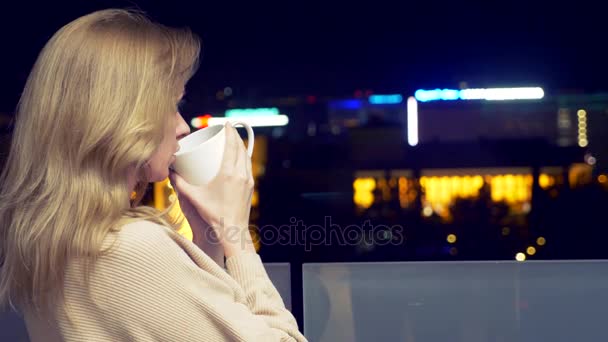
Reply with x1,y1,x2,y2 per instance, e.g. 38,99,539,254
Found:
303,260,608,342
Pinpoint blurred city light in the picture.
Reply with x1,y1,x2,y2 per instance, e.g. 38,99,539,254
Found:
407,96,419,146
225,107,279,117
397,176,412,209
460,87,544,100
577,109,588,147
353,177,376,209
419,173,531,217
251,189,259,207
208,115,289,127
515,252,526,261
414,89,459,102
329,99,363,110
447,234,457,243
368,94,403,104
190,114,212,129
414,87,545,102
526,246,537,255
306,95,317,104
193,109,289,129
536,237,546,246
539,174,550,189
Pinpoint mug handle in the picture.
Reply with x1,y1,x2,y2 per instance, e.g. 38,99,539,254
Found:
229,121,255,157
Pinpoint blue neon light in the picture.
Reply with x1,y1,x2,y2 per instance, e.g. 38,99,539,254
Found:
369,94,403,104
414,87,544,102
415,89,460,102
440,89,460,100
329,99,363,110
226,107,279,117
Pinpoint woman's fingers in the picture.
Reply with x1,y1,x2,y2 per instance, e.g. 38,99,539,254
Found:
220,123,238,173
169,170,191,200
245,147,253,182
233,129,248,177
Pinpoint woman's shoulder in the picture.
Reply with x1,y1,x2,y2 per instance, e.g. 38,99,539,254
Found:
101,220,184,263
115,219,173,241
64,221,189,297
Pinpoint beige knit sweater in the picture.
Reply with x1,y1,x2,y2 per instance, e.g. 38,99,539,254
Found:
23,220,308,341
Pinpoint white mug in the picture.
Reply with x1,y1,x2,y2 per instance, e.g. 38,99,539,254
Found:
171,122,254,185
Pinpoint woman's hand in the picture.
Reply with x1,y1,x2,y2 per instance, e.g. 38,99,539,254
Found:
169,187,225,266
169,123,256,258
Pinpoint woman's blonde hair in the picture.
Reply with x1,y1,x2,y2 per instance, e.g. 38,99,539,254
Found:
0,8,200,314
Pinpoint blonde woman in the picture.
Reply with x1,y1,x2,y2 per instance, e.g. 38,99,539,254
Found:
0,9,307,342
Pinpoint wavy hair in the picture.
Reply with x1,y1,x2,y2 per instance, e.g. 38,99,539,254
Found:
0,8,200,314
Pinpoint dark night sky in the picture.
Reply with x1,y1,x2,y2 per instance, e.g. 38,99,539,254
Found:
1,0,607,112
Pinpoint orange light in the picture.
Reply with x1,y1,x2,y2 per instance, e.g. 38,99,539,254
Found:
599,175,607,184
191,114,212,129
353,177,376,209
539,174,551,189
251,189,259,207
199,114,212,128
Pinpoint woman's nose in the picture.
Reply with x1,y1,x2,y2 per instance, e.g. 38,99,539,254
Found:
176,112,191,140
